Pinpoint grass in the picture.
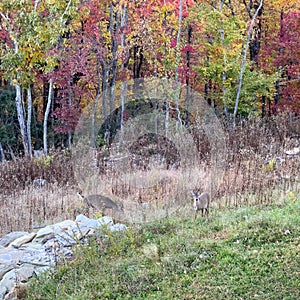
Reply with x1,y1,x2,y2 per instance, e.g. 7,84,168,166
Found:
26,196,300,300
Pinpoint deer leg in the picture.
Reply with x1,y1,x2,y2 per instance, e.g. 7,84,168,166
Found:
81,205,89,217
194,210,198,221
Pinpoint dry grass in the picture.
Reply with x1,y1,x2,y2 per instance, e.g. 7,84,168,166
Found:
0,114,299,237
0,185,79,235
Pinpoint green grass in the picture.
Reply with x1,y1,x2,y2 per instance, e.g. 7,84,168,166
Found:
27,199,300,300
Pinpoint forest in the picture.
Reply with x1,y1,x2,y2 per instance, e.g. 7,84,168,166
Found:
0,0,299,159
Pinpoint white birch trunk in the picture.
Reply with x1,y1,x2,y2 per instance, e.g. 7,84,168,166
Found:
120,7,128,137
43,78,53,156
165,102,169,138
8,144,16,161
0,142,5,162
27,87,33,157
219,0,229,118
109,4,119,117
233,0,263,126
15,83,29,155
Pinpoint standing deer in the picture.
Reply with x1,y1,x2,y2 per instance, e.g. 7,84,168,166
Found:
76,189,124,217
191,189,210,220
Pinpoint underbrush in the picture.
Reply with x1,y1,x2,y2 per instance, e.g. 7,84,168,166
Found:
0,115,299,236
27,197,300,299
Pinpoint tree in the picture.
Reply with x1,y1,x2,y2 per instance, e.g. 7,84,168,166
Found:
233,0,263,125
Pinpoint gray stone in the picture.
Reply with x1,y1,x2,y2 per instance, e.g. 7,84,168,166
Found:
8,233,36,248
20,248,53,267
0,232,29,247
34,226,55,240
52,220,77,232
285,147,300,155
75,214,100,229
1,269,17,291
66,226,91,240
14,265,35,283
34,220,78,242
0,286,7,299
109,223,127,232
0,264,15,280
33,178,47,188
97,216,114,227
19,241,44,252
0,248,23,266
33,266,50,277
0,213,127,299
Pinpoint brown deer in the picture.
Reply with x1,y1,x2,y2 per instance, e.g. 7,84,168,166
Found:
76,189,124,217
191,189,210,220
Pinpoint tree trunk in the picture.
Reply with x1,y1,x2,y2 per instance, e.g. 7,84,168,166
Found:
91,60,102,147
101,63,109,125
261,95,266,118
185,25,192,123
249,1,264,65
43,78,53,156
219,0,229,118
175,0,183,129
165,102,169,138
8,144,16,161
233,0,263,126
273,11,284,111
66,87,72,148
109,3,119,127
0,142,5,162
15,83,29,155
120,6,129,136
27,87,33,157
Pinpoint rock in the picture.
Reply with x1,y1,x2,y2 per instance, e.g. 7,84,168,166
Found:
34,220,77,242
33,178,47,188
0,214,127,299
0,232,29,247
0,264,15,281
76,214,101,229
0,248,24,269
285,147,300,155
34,227,55,240
109,223,127,232
1,265,35,292
0,287,7,299
97,216,114,227
8,233,36,248
1,269,18,291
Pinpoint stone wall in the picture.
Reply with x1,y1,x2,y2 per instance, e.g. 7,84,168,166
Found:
0,215,127,299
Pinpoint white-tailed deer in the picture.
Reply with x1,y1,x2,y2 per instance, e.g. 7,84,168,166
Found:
191,189,210,220
77,189,124,216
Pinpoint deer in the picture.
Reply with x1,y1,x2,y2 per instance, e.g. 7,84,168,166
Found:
76,189,124,217
191,188,210,220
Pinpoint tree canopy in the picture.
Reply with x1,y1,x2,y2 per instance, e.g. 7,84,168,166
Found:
0,0,299,156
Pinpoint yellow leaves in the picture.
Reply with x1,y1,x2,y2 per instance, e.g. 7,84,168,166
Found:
269,0,299,13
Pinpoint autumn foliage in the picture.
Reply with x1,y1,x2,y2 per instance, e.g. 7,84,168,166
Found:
0,0,299,155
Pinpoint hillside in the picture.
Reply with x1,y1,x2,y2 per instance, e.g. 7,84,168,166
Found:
27,197,300,299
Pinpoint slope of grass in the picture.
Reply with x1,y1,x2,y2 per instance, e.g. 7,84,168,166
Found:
27,199,300,300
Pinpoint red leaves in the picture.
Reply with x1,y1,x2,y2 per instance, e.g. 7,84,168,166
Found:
260,10,300,113
170,39,177,48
